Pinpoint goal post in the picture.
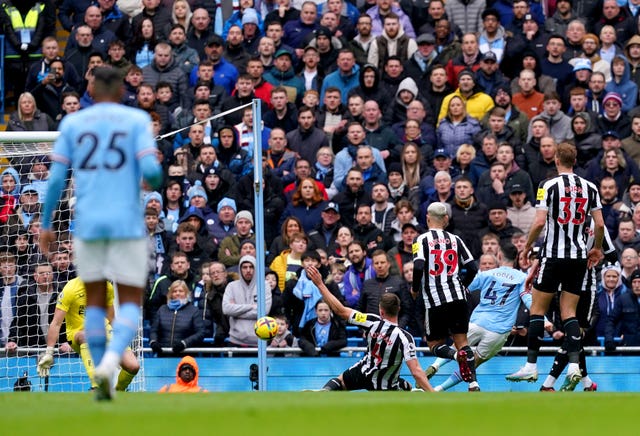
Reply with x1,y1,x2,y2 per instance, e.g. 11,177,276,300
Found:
0,131,146,392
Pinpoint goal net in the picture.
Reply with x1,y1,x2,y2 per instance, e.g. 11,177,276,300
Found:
0,132,145,392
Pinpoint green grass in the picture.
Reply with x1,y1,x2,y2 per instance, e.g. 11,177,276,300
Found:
2,392,639,435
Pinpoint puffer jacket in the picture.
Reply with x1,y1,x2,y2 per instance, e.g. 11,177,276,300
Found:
149,301,206,349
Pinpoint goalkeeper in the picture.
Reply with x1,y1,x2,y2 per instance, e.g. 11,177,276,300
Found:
37,278,139,391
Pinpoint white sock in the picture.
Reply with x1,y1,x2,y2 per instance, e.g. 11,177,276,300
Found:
523,362,537,372
97,351,120,374
582,376,593,387
567,363,580,375
543,375,556,388
434,385,443,392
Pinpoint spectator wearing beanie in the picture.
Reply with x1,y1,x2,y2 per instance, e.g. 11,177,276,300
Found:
218,210,256,267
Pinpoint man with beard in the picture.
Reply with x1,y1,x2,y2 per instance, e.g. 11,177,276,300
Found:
572,34,610,83
224,25,250,74
437,69,494,124
625,35,640,89
146,251,197,322
545,0,576,36
286,107,329,164
142,43,189,109
31,59,76,120
600,176,632,239
349,13,375,66
445,33,481,89
206,262,231,346
353,203,387,255
367,13,417,70
135,83,170,132
433,19,461,68
223,255,272,347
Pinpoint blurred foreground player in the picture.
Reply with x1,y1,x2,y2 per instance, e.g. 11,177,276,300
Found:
41,67,162,400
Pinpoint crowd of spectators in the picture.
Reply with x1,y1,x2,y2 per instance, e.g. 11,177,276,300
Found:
2,0,640,356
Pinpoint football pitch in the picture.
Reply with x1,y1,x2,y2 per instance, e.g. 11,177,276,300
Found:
2,392,639,435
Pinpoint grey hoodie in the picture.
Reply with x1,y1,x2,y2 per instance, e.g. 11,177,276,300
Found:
222,255,272,346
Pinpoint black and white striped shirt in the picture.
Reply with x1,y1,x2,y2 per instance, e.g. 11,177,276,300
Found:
537,173,602,260
413,229,474,309
348,311,417,390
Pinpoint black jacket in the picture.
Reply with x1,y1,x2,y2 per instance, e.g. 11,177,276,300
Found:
8,285,63,347
359,274,412,329
298,317,347,357
149,302,206,353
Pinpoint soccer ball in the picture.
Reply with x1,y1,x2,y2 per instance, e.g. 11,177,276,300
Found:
254,316,278,340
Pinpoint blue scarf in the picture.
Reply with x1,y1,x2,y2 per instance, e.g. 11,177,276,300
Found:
168,299,188,311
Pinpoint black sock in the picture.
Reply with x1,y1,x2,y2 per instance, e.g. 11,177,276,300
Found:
323,377,343,391
527,315,545,364
563,317,581,363
432,344,456,360
549,346,568,379
462,345,477,381
579,348,588,377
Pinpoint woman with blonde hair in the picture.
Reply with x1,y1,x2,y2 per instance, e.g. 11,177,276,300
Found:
436,95,481,157
587,148,640,193
454,143,477,180
6,92,56,132
171,0,193,33
149,280,206,356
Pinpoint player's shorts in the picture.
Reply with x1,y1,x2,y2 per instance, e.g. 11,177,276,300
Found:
534,258,587,295
425,300,469,342
466,323,509,361
74,238,148,287
341,362,410,391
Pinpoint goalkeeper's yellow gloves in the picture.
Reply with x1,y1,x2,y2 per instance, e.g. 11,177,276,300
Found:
37,347,55,377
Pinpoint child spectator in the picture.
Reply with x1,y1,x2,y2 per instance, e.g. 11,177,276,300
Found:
268,314,297,356
297,300,347,357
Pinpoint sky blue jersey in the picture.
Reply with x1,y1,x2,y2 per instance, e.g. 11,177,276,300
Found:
46,102,160,240
468,266,532,334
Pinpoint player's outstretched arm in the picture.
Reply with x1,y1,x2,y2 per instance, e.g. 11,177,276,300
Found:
406,359,435,392
306,266,352,321
37,308,67,377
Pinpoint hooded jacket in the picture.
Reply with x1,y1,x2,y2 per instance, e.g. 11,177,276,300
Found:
214,126,252,181
624,35,640,88
159,356,207,393
572,112,602,170
349,64,390,103
222,255,272,345
605,55,638,113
